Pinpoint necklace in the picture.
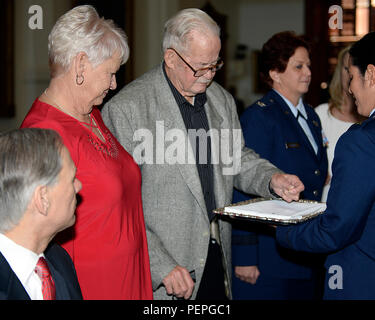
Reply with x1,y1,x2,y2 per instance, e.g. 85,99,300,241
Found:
43,89,105,142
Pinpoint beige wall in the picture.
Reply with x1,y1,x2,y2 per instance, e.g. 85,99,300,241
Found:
133,0,179,78
0,0,304,132
122,0,304,105
134,0,304,105
235,0,304,104
0,0,71,132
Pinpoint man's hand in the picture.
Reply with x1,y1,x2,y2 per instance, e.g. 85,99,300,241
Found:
234,266,260,285
270,173,305,202
162,265,195,299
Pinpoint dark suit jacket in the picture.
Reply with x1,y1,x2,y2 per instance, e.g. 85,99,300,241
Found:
277,115,375,299
232,90,328,283
0,242,82,300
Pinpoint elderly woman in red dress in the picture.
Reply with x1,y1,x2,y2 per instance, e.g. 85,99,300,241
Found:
21,5,153,300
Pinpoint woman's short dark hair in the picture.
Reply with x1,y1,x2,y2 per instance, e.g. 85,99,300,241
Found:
349,32,375,76
260,31,310,87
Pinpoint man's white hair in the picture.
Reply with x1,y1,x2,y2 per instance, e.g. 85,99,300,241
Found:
48,5,129,76
162,8,220,54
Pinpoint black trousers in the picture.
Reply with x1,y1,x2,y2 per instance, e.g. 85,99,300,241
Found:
196,239,228,300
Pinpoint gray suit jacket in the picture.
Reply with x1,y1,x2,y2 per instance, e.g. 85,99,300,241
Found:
102,64,281,299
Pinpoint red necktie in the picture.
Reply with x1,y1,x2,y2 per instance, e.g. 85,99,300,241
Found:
34,257,56,300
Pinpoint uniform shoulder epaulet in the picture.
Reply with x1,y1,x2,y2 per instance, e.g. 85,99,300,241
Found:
256,98,276,108
256,101,267,107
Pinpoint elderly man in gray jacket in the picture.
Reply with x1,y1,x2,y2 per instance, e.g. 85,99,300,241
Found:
102,8,304,300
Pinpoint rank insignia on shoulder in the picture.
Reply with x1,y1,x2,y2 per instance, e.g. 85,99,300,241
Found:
256,101,267,107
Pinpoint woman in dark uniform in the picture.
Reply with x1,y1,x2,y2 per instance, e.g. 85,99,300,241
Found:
232,31,328,300
276,31,375,300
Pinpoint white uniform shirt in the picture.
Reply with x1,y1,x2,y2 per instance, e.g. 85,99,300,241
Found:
315,104,375,201
273,89,318,155
315,103,355,202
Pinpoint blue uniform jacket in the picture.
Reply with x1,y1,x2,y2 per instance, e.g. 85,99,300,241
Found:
276,114,375,299
232,90,328,279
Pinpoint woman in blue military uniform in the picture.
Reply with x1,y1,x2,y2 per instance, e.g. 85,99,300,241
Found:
232,31,328,300
276,32,375,300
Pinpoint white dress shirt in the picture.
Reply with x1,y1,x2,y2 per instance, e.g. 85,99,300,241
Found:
315,103,354,201
0,233,44,300
274,89,318,154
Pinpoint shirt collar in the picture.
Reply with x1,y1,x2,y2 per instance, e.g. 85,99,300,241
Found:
162,62,207,109
0,233,43,285
273,89,307,119
369,108,375,118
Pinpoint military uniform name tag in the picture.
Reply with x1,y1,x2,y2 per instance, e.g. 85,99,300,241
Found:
285,142,300,149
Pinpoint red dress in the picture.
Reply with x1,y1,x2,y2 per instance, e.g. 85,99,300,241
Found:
21,99,153,300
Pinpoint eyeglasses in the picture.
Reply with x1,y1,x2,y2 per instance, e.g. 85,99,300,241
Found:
168,48,224,77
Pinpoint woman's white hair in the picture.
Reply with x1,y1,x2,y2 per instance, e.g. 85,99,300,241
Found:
162,8,220,54
48,5,129,76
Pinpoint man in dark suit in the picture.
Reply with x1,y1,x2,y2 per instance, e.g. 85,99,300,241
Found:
0,128,83,300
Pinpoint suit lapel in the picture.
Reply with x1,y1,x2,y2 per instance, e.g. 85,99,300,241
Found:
272,92,320,160
44,249,65,300
44,243,82,300
155,67,208,217
205,94,227,208
0,253,30,300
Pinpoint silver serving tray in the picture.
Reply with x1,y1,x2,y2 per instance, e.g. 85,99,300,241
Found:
213,198,325,225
